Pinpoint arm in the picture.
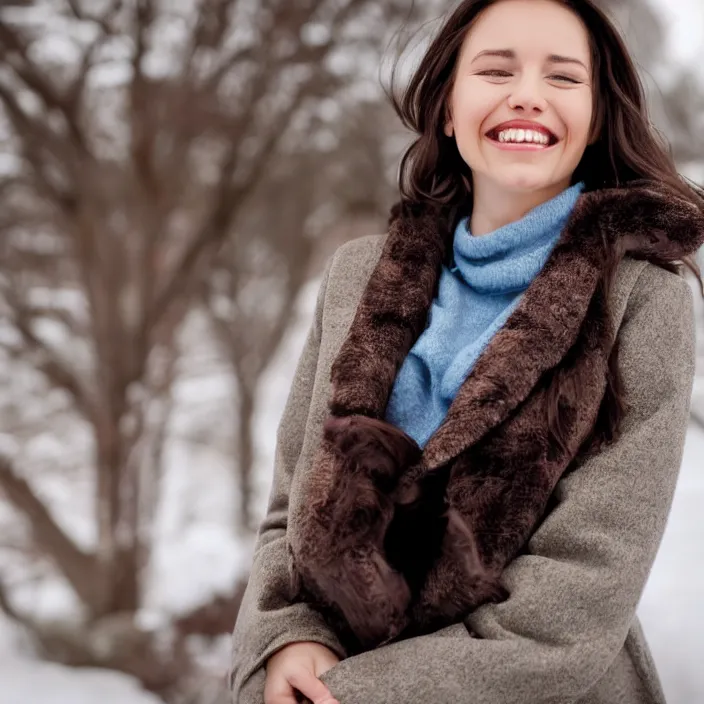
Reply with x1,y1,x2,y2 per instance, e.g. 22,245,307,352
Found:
319,265,696,704
229,255,346,704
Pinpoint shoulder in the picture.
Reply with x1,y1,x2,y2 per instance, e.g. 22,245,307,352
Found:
623,259,695,323
616,259,696,391
323,233,388,305
588,257,694,349
330,233,387,269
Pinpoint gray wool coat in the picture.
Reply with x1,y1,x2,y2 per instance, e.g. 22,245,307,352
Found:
229,232,696,704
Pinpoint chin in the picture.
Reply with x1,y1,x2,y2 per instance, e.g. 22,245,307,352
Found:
497,176,554,193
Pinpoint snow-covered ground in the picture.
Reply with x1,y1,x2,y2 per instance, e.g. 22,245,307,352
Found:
639,422,704,703
0,657,163,704
0,614,162,704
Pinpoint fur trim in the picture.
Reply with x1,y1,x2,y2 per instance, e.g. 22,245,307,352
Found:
289,416,421,649
289,182,704,652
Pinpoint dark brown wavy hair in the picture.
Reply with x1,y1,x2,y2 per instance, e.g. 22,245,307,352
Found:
384,0,703,454
385,0,703,286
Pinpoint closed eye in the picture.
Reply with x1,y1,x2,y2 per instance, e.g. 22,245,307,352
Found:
549,74,581,84
479,70,582,85
477,70,512,78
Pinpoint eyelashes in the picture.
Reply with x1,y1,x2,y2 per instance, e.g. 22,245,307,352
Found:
477,69,581,84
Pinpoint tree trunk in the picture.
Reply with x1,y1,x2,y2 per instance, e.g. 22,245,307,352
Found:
92,411,142,616
104,546,142,614
235,382,256,534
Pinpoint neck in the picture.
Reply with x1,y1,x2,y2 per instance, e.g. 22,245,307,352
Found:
470,178,572,236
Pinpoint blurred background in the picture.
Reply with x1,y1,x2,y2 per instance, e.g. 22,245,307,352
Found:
0,1,701,703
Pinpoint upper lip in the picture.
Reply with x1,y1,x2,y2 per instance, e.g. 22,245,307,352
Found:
486,120,558,142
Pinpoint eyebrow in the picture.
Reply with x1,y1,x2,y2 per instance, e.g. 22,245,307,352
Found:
470,49,589,72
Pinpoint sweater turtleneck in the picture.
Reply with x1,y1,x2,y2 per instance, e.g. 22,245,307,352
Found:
384,181,585,448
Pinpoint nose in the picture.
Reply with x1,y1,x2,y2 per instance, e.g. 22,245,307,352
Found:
507,73,547,114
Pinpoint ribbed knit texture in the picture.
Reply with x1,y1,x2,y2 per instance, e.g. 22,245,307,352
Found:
385,182,585,447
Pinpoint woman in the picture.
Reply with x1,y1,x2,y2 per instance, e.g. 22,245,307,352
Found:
230,1,704,702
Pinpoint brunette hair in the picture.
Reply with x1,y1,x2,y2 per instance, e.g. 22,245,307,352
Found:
386,0,703,284
385,0,703,455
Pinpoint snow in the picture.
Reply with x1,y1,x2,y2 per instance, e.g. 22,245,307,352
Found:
0,608,161,704
0,657,163,704
639,425,704,703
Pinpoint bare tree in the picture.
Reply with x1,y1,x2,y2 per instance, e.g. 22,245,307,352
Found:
204,97,402,532
0,0,420,698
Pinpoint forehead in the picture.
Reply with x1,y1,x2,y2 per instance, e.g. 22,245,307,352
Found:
460,0,591,65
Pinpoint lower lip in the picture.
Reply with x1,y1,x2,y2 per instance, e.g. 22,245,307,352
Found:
485,136,557,151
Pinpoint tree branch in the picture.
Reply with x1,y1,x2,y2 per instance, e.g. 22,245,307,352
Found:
3,293,95,421
0,574,35,628
147,64,333,338
0,455,102,612
128,0,158,191
0,19,92,158
66,0,122,115
182,0,236,74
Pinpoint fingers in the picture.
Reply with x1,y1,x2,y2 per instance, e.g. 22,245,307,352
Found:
263,676,298,704
264,669,339,704
288,670,340,704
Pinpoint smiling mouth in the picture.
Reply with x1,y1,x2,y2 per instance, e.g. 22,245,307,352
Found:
485,126,559,147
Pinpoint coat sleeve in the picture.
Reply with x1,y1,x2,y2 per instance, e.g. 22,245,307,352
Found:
319,264,697,704
229,255,346,704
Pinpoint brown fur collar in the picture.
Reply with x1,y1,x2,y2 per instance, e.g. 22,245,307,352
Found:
288,182,704,654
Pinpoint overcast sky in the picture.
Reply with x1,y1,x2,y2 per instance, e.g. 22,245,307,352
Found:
657,0,704,66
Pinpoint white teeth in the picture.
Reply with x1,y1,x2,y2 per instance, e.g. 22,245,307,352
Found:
495,128,550,145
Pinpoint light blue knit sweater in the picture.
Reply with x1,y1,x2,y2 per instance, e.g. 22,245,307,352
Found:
384,182,585,448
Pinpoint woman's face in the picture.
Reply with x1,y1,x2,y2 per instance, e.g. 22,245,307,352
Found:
445,0,595,197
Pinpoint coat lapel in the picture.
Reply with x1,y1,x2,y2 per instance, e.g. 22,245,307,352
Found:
326,182,704,473
422,215,603,470
328,193,607,472
328,204,448,419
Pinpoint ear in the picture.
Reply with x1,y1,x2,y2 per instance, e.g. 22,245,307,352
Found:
444,120,454,138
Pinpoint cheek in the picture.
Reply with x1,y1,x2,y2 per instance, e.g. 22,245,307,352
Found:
561,95,594,147
452,84,501,135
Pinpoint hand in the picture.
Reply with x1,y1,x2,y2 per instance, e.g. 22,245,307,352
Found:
264,641,341,704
